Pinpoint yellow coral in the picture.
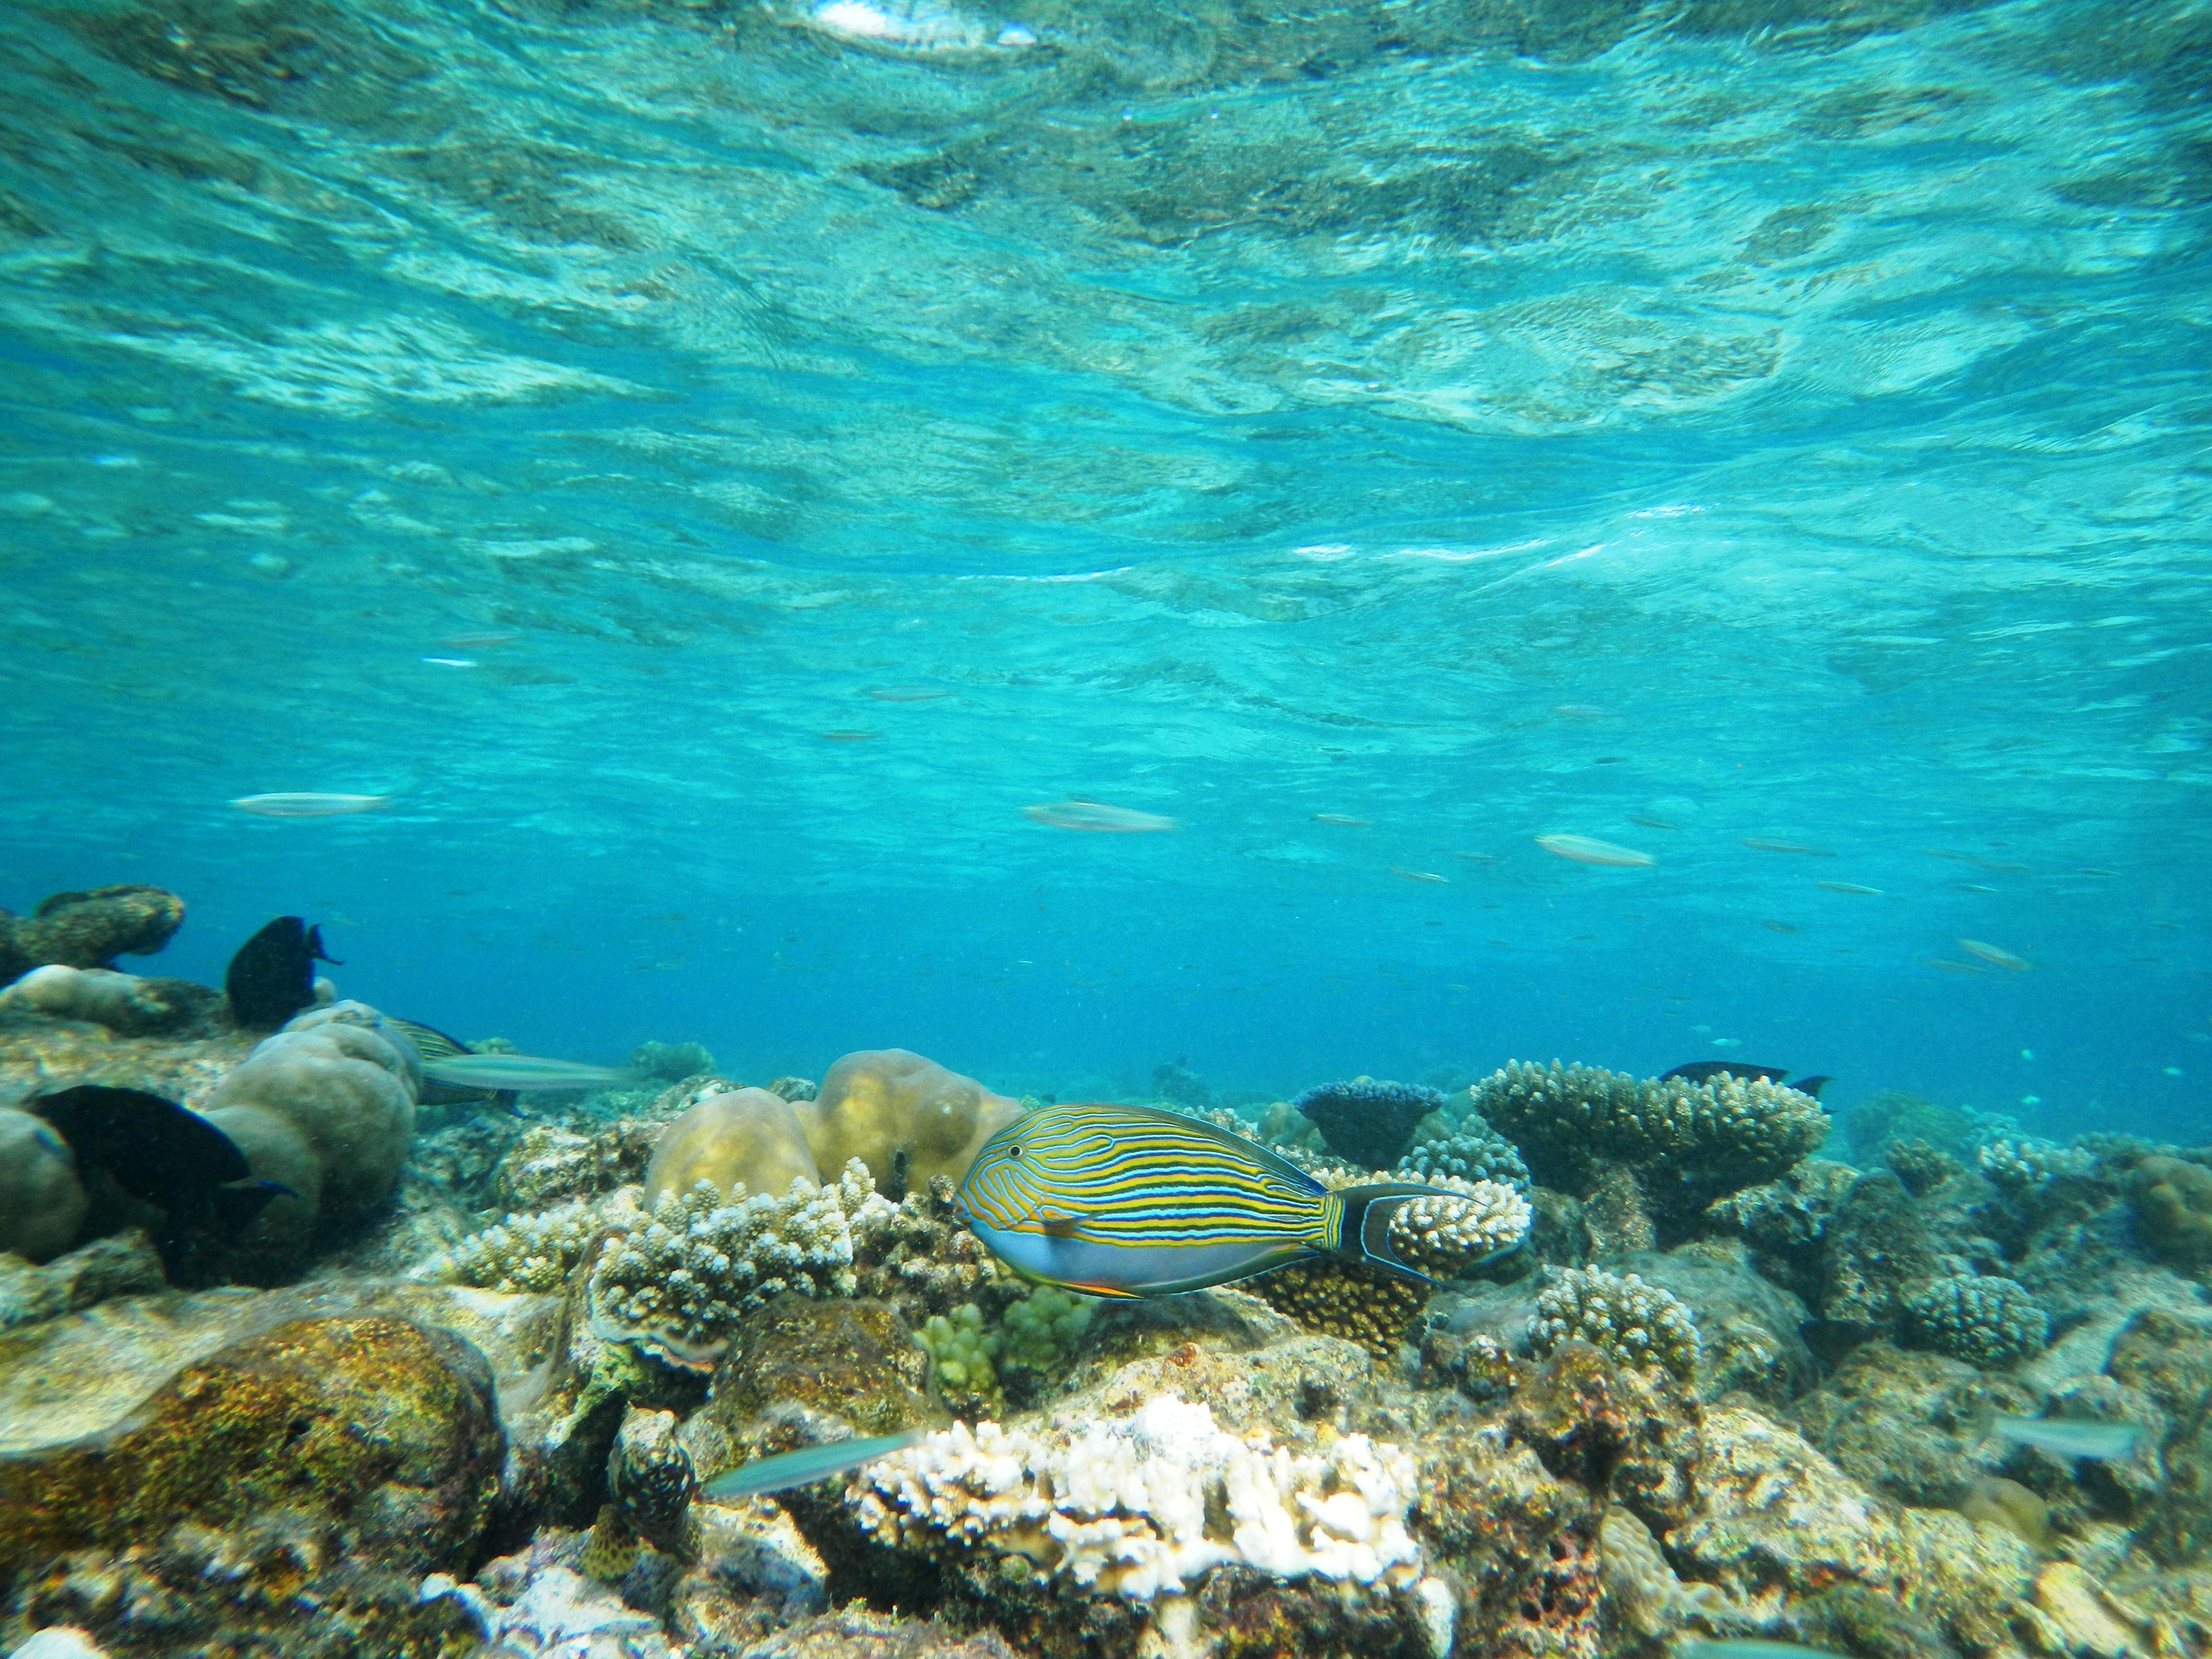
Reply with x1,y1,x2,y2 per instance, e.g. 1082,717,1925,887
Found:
644,1087,821,1205
806,1048,1022,1196
1247,1260,1426,1358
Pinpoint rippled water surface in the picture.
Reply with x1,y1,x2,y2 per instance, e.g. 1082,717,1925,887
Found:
2,0,2206,1121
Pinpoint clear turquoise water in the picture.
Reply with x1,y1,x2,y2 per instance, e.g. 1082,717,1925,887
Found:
2,0,2206,1132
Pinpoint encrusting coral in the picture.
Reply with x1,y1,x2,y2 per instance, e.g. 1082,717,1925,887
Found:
1531,1266,1702,1384
1901,1274,2049,1369
1474,1058,1828,1215
1289,1077,1446,1168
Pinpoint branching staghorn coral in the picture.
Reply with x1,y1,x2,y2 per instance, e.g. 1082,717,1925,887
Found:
1901,1274,2049,1369
1397,1116,1531,1193
1474,1059,1827,1212
1531,1267,1701,1384
415,1196,608,1294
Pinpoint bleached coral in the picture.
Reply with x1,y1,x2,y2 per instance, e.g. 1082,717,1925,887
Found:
586,1157,892,1367
1532,1267,1701,1384
853,1394,1423,1601
416,1196,607,1293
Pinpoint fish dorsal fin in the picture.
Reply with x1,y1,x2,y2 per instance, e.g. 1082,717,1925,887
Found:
1092,1102,1327,1196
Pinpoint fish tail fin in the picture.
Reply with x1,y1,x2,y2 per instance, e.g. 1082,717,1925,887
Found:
495,1090,524,1118
1330,1183,1446,1289
1791,1075,1833,1100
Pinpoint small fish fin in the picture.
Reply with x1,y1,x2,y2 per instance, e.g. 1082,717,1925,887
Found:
1040,1211,1086,1238
211,1177,293,1231
1333,1183,1448,1289
1790,1074,1833,1100
1058,1279,1143,1300
496,1090,525,1118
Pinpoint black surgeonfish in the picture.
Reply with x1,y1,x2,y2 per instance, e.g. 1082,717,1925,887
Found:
225,915,340,1029
1660,1061,1831,1100
31,1084,290,1272
385,1016,525,1117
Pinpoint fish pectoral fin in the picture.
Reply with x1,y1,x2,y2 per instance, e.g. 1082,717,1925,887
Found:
1038,1210,1087,1238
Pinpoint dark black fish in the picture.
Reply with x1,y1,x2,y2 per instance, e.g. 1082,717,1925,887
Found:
1661,1062,1831,1100
30,1084,290,1270
225,916,340,1029
386,1016,525,1117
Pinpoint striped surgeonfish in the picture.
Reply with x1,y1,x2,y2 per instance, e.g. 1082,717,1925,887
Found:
955,1101,1453,1298
384,1017,524,1116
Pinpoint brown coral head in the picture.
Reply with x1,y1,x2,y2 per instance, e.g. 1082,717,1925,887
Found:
2128,1155,2212,1264
13,884,186,969
807,1048,1022,1196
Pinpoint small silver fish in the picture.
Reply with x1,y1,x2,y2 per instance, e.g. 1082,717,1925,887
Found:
1678,1643,1851,1659
232,792,391,817
700,1430,925,1501
1986,1413,2144,1462
418,1054,643,1092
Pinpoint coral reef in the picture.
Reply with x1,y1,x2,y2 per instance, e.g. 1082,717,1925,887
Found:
1901,1273,2051,1368
0,1230,166,1330
586,1159,888,1369
1288,1076,1445,1168
1530,1267,1701,1383
1885,1135,1965,1196
919,1303,1004,1413
1246,1259,1428,1358
0,886,185,984
806,1049,1023,1198
1149,1058,1211,1110
198,1002,419,1272
1846,1087,1977,1160
1396,1113,1531,1192
631,1039,715,1082
1474,1059,1827,1218
0,1106,88,1262
644,1087,822,1205
1979,1135,2094,1194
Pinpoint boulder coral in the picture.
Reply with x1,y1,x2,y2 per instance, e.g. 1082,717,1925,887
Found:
2128,1154,2212,1264
0,1106,89,1263
805,1048,1023,1198
644,1087,822,1206
198,1001,420,1271
0,963,221,1036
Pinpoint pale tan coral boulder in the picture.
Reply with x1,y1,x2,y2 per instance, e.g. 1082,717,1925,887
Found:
0,1106,89,1263
805,1048,1022,1196
646,1087,822,1204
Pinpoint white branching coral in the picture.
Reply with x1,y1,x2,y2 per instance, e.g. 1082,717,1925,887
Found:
416,1196,606,1293
586,1157,893,1367
853,1395,1424,1602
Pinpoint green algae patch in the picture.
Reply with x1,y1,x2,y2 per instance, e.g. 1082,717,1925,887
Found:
0,1313,502,1587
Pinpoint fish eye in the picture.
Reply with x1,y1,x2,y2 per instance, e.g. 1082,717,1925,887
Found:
1006,1145,1022,1158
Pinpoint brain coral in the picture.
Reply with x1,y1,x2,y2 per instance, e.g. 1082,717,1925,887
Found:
853,1394,1424,1601
199,1001,420,1269
1901,1274,2049,1369
1531,1267,1701,1384
1289,1078,1446,1169
643,1087,822,1207
805,1048,1022,1197
1474,1059,1827,1209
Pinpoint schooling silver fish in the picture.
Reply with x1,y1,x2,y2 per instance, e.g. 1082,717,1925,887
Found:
1986,1413,2145,1462
956,1101,1461,1298
699,1430,926,1502
418,1053,642,1092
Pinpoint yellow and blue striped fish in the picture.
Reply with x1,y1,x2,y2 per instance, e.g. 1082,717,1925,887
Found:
956,1101,1449,1298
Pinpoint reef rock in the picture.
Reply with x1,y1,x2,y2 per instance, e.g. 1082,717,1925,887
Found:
0,965,220,1037
1786,1340,2041,1508
0,886,184,984
0,1310,502,1587
0,1108,89,1263
1815,1167,1946,1347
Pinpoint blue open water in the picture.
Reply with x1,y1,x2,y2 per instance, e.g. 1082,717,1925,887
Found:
1,0,2206,1136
